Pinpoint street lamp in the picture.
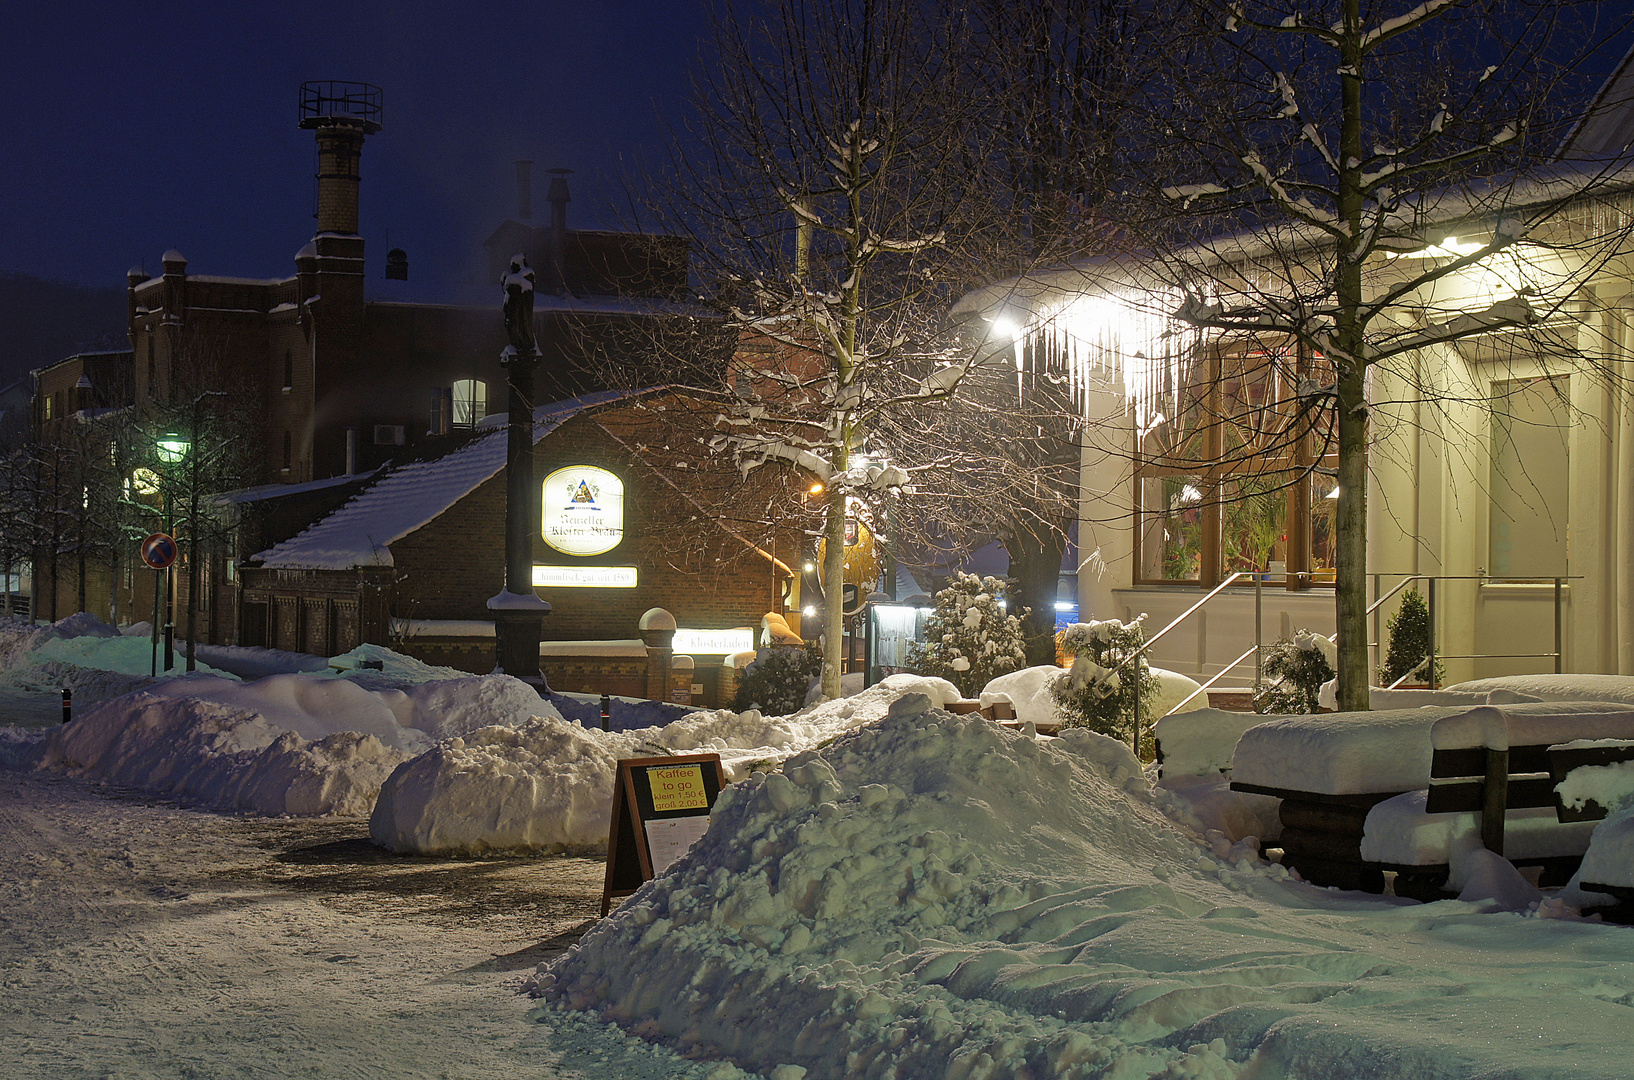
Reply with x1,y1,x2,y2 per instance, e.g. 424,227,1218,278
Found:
156,434,190,464
149,430,191,674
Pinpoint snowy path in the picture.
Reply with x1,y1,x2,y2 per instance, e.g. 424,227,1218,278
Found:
0,771,724,1079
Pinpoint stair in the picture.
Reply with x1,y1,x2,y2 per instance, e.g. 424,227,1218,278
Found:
1204,688,1257,712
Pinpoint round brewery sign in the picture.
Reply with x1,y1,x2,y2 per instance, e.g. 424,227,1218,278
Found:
541,465,624,556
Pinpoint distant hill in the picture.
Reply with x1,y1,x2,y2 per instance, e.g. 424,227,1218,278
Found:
0,272,127,388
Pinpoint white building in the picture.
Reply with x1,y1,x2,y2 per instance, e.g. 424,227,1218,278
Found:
955,63,1634,691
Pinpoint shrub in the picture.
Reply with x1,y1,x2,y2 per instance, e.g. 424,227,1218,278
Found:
731,641,822,715
1253,631,1335,714
904,572,1028,697
1379,588,1443,686
1051,615,1160,748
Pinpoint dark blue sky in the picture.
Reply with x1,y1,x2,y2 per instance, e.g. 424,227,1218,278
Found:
2,1,709,301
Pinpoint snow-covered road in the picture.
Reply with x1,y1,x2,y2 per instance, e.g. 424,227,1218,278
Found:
0,771,730,1079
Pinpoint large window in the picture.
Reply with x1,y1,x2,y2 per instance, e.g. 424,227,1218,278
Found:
451,379,488,428
1489,376,1569,578
1134,336,1337,587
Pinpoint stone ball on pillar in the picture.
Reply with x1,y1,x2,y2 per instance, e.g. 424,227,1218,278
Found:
638,607,677,648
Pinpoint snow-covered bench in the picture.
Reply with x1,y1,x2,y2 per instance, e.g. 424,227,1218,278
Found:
1358,706,1634,901
1153,708,1289,778
1553,740,1634,916
1229,702,1633,892
1230,706,1484,891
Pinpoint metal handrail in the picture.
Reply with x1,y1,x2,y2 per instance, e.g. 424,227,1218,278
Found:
1094,569,1574,751
1168,642,1262,715
1369,573,1580,689
1104,571,1262,752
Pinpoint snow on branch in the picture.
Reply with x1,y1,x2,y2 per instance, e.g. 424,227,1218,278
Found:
1358,0,1460,51
1383,292,1536,355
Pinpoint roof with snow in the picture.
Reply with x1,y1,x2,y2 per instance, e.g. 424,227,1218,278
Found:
1559,42,1634,160
253,391,627,570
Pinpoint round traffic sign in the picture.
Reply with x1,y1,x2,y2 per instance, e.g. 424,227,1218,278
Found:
141,532,178,570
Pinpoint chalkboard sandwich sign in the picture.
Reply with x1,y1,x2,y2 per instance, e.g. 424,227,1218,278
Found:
601,753,727,915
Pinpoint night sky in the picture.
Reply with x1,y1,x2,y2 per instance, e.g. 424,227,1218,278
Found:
3,1,710,303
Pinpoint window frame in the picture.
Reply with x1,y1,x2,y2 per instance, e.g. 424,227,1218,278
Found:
1131,335,1338,590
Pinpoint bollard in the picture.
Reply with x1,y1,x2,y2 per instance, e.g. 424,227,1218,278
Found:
600,691,611,732
61,687,72,724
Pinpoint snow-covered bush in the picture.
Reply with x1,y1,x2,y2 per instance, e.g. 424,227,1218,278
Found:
732,642,822,715
904,572,1027,697
1253,630,1335,714
1051,615,1159,747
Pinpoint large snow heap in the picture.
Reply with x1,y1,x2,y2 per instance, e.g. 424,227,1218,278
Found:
36,670,558,817
370,673,964,854
535,694,1265,1078
534,695,1634,1080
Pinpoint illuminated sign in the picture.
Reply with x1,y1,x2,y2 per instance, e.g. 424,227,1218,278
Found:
672,628,755,655
542,465,624,556
532,565,638,589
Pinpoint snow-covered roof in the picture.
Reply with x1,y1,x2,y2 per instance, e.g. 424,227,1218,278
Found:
253,392,626,570
364,294,713,318
955,157,1634,318
217,469,381,506
1558,41,1634,160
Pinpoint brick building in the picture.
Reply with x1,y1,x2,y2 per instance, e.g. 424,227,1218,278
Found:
238,390,806,705
124,85,696,489
30,82,718,649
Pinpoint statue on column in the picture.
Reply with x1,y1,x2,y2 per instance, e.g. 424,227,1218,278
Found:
502,255,538,360
491,252,549,688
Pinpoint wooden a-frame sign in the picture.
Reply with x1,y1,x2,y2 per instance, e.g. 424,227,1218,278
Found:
601,753,727,916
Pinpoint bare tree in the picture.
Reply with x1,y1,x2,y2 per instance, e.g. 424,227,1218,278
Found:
625,0,1001,697
892,0,1141,663
137,338,263,669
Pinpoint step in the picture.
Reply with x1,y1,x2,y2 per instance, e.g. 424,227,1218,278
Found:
1203,688,1257,712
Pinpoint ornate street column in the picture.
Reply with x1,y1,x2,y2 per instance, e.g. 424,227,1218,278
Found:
490,255,550,687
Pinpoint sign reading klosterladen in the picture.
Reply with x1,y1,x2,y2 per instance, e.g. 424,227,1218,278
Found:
541,465,625,556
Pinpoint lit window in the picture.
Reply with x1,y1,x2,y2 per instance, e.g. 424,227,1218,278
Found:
451,379,487,427
1133,335,1337,588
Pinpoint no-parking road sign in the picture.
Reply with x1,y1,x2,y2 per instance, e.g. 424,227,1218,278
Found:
141,532,178,570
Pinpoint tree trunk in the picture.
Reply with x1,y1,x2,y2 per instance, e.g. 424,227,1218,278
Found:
1005,522,1067,667
1333,0,1370,712
820,486,847,700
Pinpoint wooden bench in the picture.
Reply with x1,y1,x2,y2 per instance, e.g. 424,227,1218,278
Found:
1228,782,1399,893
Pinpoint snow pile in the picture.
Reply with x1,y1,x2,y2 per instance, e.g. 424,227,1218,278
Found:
1575,807,1634,889
36,691,401,816
1317,681,1543,711
370,673,965,855
1153,772,1283,843
371,715,627,854
1233,701,1633,795
1554,742,1634,815
327,642,474,687
1555,743,1634,892
29,671,561,817
1231,706,1472,794
535,696,1253,1078
977,665,1061,726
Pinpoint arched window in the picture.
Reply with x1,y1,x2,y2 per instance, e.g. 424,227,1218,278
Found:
451,379,487,427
